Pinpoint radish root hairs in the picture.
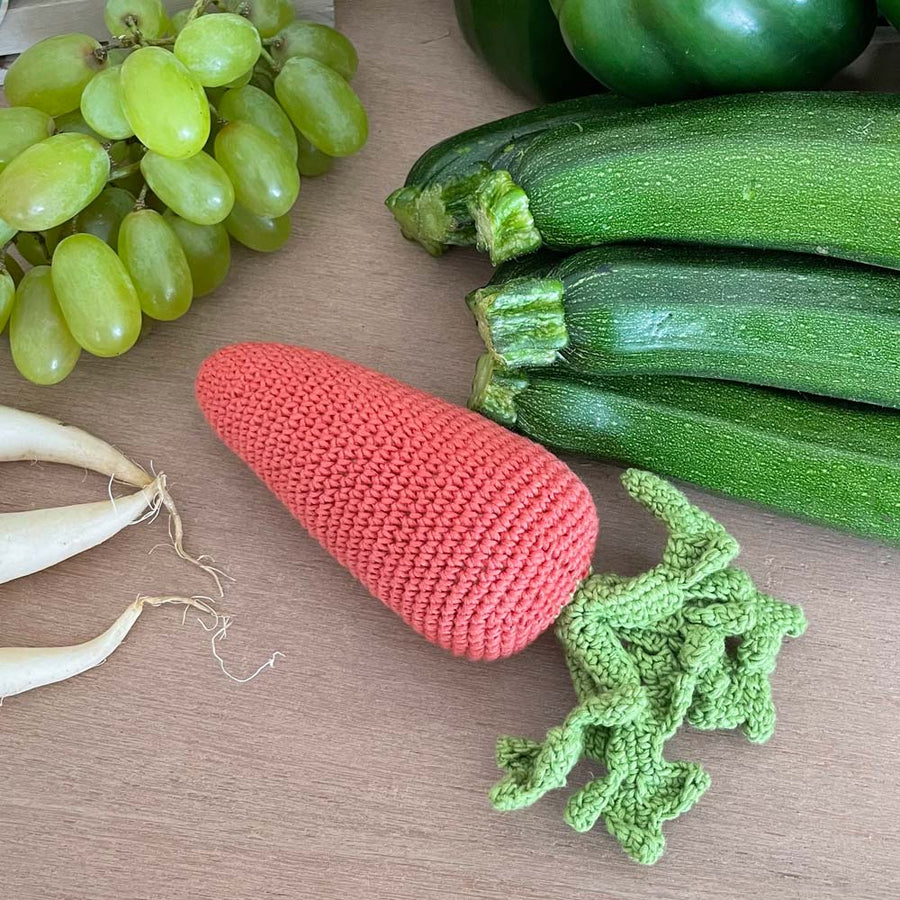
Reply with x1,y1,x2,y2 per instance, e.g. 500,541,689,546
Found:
197,613,286,684
153,479,231,597
1,404,228,594
0,475,225,594
0,595,218,701
0,596,285,701
0,479,166,586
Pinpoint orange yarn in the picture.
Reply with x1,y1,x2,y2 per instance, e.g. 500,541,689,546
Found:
195,343,598,661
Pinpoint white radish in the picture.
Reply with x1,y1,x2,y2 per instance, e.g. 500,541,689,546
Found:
0,404,226,593
0,477,163,585
0,596,217,701
0,407,279,701
0,405,152,487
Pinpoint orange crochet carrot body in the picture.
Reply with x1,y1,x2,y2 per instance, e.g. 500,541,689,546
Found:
196,343,598,660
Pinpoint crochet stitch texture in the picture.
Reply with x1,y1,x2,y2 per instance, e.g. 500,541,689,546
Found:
491,469,807,864
196,342,599,661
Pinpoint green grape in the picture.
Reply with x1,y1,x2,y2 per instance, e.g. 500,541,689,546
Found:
206,85,227,107
74,186,136,246
170,8,191,33
0,133,109,231
10,267,81,385
14,235,43,267
121,47,210,159
0,107,56,174
141,150,235,225
214,121,299,218
205,79,248,113
225,202,291,252
18,225,65,263
16,231,53,266
271,21,358,81
113,172,146,198
106,47,133,66
15,233,47,266
218,84,298,162
51,233,142,357
44,225,65,255
296,133,333,177
118,209,193,321
225,0,293,39
138,314,156,342
108,140,131,166
0,269,15,333
80,66,133,140
175,13,262,88
0,217,17,247
104,0,167,39
275,57,367,158
226,68,254,89
5,34,106,116
202,115,222,156
144,190,168,213
53,109,104,141
3,254,25,287
109,140,146,195
164,211,230,297
249,61,277,96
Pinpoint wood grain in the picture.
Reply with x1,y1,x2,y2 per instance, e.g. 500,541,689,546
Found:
1,2,899,898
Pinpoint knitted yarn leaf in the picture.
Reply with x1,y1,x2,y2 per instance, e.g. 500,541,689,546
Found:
490,470,806,865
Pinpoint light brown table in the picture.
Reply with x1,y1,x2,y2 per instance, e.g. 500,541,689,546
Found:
2,2,899,897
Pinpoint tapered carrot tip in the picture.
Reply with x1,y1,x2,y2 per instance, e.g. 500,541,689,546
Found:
196,343,598,661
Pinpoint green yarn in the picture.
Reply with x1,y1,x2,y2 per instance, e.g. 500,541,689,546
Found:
490,469,806,865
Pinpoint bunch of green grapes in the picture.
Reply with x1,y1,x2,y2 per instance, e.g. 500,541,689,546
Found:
0,0,367,385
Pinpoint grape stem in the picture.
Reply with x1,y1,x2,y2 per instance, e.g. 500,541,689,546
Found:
186,0,216,24
107,34,175,49
208,100,226,126
135,184,149,210
258,47,280,73
261,37,283,48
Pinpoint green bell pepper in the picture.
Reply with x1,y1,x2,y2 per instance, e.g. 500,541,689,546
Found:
453,0,600,103
881,0,900,27
553,0,877,103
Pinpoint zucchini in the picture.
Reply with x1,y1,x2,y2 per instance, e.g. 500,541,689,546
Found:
467,244,900,408
484,246,563,283
385,94,631,256
469,356,900,543
469,91,900,266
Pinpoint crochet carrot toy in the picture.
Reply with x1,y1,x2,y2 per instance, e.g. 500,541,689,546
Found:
196,342,805,864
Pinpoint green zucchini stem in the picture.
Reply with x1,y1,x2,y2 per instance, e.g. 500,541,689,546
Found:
471,170,542,265
467,275,568,369
385,167,490,256
468,353,529,426
384,186,449,256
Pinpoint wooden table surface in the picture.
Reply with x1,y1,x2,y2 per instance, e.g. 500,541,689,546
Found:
2,2,899,897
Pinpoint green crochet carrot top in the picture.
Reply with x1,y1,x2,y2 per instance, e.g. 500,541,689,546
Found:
490,470,807,865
